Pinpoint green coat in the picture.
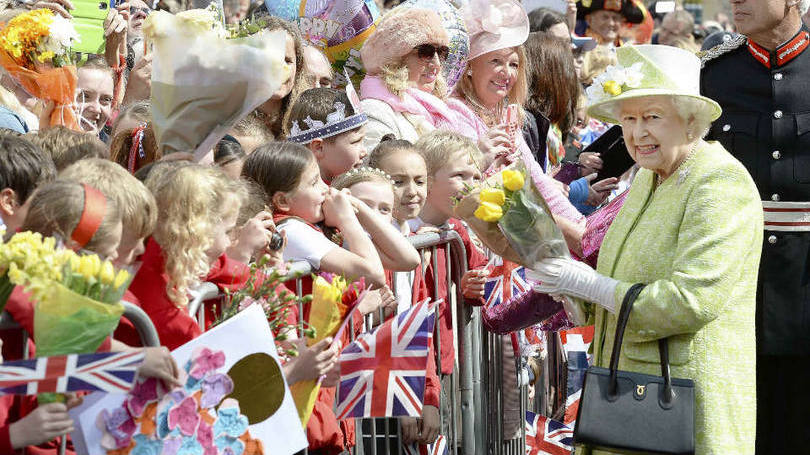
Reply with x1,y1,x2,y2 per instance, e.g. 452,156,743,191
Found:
582,141,763,454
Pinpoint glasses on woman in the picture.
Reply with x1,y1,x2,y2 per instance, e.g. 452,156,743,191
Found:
414,44,450,62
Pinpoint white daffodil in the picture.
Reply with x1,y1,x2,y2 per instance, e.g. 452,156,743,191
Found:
586,79,608,104
623,62,644,88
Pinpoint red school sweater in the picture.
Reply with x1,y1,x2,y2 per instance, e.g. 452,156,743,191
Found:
420,219,488,375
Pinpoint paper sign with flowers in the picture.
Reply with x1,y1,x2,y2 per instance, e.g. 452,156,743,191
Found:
70,304,308,455
585,62,644,104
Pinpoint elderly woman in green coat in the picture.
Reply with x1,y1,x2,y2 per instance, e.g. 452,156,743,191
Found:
530,45,762,454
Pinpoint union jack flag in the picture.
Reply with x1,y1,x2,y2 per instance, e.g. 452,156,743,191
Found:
559,326,594,426
0,351,145,395
403,434,448,455
484,257,529,308
525,411,573,455
336,300,436,419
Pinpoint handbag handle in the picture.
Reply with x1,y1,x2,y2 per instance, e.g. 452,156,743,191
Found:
607,284,675,405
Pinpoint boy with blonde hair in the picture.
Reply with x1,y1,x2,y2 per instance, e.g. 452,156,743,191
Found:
411,130,489,375
59,158,157,267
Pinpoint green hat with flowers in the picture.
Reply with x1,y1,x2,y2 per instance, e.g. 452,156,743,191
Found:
586,44,722,124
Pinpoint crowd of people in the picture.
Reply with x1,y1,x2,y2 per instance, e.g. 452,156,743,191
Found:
0,0,807,453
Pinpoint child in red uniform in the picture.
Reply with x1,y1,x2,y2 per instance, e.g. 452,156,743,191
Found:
333,166,442,449
128,164,247,350
59,158,158,347
242,143,387,454
413,131,490,376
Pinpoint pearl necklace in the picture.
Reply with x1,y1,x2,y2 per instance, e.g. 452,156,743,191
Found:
656,141,701,187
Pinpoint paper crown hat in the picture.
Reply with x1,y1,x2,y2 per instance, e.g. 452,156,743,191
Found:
463,0,529,60
576,0,645,23
288,74,368,144
585,44,722,124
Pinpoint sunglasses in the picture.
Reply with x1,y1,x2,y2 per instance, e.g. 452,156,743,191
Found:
414,44,450,62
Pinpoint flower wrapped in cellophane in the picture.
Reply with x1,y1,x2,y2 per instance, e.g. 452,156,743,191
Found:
454,164,586,326
18,251,132,403
0,8,80,129
144,7,290,160
290,272,364,425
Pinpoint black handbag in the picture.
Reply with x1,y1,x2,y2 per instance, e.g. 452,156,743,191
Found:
573,284,695,454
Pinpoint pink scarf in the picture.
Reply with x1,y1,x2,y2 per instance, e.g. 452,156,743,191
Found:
359,76,458,130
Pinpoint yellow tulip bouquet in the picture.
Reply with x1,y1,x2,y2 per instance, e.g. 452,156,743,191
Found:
0,231,132,402
454,164,587,327
453,164,570,267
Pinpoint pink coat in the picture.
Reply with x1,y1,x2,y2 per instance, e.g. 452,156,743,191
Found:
445,98,584,223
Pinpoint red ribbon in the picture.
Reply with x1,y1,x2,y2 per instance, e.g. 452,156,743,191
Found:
70,183,106,248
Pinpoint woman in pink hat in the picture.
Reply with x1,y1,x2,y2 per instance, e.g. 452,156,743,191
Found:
359,8,459,152
448,0,586,231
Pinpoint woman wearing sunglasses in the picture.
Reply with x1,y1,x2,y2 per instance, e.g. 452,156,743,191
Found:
359,8,459,152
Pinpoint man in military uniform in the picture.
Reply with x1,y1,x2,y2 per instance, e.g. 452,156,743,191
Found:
700,0,810,452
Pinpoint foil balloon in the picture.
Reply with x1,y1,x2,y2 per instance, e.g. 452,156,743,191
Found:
399,0,469,91
265,0,381,87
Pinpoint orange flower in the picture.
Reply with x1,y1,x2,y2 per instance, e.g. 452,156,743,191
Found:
106,440,135,455
137,402,158,436
239,432,264,455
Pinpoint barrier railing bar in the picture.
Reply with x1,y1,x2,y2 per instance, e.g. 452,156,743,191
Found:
122,301,161,347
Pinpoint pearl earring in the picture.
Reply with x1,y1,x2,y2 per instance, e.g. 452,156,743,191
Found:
467,70,473,76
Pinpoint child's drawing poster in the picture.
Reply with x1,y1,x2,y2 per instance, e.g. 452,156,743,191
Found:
70,304,307,455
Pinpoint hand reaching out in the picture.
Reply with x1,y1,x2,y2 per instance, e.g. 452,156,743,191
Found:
9,403,74,449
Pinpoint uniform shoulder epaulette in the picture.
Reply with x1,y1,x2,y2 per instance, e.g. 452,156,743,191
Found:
699,34,747,68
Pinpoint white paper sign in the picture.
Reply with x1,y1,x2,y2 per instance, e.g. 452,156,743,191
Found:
70,304,307,455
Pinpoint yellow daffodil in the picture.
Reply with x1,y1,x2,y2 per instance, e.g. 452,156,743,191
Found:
113,269,130,289
602,80,622,96
480,188,506,206
99,261,115,285
474,201,504,222
501,170,525,192
78,256,96,281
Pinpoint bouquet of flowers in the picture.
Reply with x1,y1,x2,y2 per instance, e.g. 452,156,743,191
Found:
454,165,586,326
0,9,80,129
290,272,363,425
144,7,290,161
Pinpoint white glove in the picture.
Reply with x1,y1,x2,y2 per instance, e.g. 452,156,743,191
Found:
528,257,619,313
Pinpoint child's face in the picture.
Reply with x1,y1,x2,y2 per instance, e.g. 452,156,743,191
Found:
96,220,123,262
378,150,428,222
206,207,239,264
426,152,481,220
349,181,394,224
284,159,329,223
114,226,145,268
319,126,367,181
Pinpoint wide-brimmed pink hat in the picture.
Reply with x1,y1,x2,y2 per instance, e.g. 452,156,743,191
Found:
463,0,530,61
360,8,449,75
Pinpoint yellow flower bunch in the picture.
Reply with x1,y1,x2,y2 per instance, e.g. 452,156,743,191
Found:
312,274,348,306
0,9,78,67
0,231,67,284
473,169,526,223
61,252,131,304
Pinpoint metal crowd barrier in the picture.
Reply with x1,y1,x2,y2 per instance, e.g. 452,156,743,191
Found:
186,229,540,455
0,301,161,455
